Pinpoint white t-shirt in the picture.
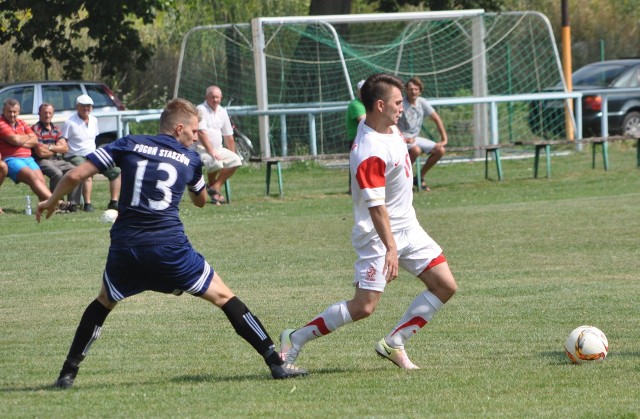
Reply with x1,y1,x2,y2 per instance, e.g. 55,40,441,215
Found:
196,102,233,150
350,120,418,247
397,96,435,138
62,113,99,157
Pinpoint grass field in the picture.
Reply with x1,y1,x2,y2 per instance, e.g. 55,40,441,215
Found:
1,144,639,417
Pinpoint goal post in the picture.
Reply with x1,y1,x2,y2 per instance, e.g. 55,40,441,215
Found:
175,10,567,158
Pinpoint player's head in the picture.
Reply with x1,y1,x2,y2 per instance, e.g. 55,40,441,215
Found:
160,98,200,147
360,74,404,112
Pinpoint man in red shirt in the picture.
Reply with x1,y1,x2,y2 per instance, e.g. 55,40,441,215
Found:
0,98,52,203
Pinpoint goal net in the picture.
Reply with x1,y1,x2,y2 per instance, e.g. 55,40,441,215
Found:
176,11,566,158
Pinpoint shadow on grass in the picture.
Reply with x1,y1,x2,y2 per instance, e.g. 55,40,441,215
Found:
171,366,372,384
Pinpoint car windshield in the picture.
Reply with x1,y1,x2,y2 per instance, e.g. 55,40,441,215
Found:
572,63,634,87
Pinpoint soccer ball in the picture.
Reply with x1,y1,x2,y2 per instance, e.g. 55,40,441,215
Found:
564,325,608,364
100,209,118,223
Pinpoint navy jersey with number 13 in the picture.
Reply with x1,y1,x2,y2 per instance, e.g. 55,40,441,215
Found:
87,134,205,247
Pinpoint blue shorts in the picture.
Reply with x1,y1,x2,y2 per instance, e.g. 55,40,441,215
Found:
103,243,214,302
4,156,41,183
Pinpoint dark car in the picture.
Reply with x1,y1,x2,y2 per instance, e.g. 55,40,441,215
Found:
0,80,126,146
529,59,640,139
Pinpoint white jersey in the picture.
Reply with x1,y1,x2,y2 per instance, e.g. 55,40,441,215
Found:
350,120,418,247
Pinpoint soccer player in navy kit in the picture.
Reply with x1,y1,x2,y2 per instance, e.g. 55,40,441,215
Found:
37,98,306,388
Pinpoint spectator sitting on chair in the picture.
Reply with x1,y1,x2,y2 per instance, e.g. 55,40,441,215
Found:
0,98,52,203
345,79,366,194
32,103,81,212
397,77,448,192
63,94,121,212
195,85,241,205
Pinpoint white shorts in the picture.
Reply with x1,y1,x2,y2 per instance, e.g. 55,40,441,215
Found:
196,145,242,172
353,225,443,292
406,136,436,154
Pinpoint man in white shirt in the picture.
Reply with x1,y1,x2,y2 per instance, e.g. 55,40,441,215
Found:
279,74,457,370
196,86,241,205
397,77,448,191
63,95,121,212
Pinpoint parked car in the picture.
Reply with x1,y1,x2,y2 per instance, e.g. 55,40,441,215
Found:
0,80,126,146
529,59,640,139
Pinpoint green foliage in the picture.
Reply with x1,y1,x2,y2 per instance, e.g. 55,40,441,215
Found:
0,0,170,79
370,0,505,12
1,145,640,416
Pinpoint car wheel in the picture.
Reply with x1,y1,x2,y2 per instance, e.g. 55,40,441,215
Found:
622,111,640,137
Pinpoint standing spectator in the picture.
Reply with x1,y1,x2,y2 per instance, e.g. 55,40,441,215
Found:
279,74,457,370
63,94,120,212
196,85,241,205
36,98,307,388
397,77,448,192
32,103,81,211
0,98,52,203
345,79,366,194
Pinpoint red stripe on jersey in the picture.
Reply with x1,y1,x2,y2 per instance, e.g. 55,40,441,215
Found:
356,156,386,189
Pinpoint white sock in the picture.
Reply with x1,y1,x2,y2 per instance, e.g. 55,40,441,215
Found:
385,290,443,348
291,301,352,347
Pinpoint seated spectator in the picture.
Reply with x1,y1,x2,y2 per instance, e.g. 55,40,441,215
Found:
195,86,241,205
0,98,52,204
32,103,81,212
0,156,7,213
397,77,448,192
63,94,121,212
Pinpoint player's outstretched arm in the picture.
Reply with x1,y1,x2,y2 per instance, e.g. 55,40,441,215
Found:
36,161,99,222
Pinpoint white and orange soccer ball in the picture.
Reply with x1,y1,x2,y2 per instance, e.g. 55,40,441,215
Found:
564,325,608,364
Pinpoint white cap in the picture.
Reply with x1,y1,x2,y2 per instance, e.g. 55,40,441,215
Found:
76,94,94,105
356,80,365,90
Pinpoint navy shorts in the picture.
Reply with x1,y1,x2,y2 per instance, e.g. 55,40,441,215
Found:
103,243,214,302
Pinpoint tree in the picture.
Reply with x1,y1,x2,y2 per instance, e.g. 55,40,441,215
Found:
0,0,170,80
370,0,504,12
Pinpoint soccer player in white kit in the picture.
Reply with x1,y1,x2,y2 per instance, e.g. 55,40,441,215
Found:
280,73,457,369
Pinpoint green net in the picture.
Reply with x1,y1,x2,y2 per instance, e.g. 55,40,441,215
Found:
176,12,567,158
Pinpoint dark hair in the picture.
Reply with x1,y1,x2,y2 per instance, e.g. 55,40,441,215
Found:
406,76,424,92
160,98,199,132
360,73,404,112
39,102,54,113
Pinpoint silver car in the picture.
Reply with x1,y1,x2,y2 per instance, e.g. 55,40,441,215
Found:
0,80,126,146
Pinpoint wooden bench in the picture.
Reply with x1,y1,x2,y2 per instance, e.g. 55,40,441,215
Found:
414,144,504,188
511,136,639,178
250,136,639,197
249,153,350,197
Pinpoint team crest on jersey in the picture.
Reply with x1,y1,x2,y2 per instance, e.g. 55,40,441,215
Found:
366,265,377,281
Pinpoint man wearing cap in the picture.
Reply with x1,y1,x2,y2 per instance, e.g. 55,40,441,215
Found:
63,94,121,212
345,80,366,194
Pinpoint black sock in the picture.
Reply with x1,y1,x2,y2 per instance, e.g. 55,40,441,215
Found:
65,299,111,365
221,297,283,366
